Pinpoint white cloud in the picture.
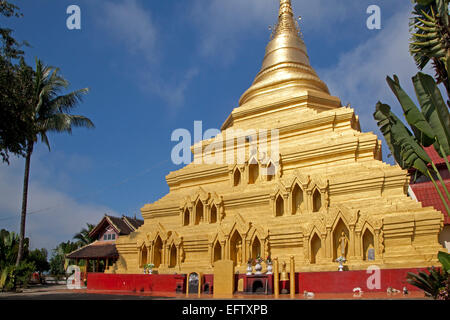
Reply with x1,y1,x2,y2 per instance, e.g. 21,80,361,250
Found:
101,0,158,62
318,5,423,135
0,153,119,252
97,0,198,108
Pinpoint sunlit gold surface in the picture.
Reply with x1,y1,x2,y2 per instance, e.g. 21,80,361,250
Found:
239,0,329,107
109,0,444,277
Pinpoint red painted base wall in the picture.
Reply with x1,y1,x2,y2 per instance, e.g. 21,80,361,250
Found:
297,268,429,293
87,268,431,294
87,273,185,293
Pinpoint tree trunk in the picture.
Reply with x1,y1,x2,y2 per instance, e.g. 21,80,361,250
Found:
15,142,33,266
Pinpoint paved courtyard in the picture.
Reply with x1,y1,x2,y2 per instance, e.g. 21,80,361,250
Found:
0,284,431,300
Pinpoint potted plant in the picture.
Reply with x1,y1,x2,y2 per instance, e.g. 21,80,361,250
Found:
265,256,273,274
254,255,263,275
145,263,155,274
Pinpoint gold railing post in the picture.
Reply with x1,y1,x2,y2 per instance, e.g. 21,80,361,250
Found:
273,258,279,299
290,256,295,298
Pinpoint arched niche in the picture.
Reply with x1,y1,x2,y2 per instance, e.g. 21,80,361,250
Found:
312,189,322,212
248,162,259,184
362,228,375,261
310,233,322,264
291,183,303,215
183,208,190,226
169,244,177,268
213,241,222,262
140,244,147,268
251,236,261,259
230,230,243,266
233,169,241,186
333,218,350,260
210,205,217,224
276,195,284,217
153,236,163,268
195,201,203,225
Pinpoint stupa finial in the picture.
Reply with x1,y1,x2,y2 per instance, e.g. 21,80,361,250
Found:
236,0,330,108
274,0,298,36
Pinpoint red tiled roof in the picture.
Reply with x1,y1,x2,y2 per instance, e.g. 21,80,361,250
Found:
424,146,450,166
66,241,118,259
410,180,450,225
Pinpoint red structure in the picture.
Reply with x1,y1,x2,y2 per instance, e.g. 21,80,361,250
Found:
87,268,428,294
87,273,186,293
409,146,450,251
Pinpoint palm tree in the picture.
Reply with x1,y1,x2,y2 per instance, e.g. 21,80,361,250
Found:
15,59,95,266
73,223,96,247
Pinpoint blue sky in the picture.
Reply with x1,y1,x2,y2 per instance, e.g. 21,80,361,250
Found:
0,0,421,252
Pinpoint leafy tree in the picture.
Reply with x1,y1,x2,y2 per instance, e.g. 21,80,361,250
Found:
409,0,450,100
0,1,33,164
73,223,96,247
16,59,95,266
0,229,33,291
28,248,50,282
49,241,79,276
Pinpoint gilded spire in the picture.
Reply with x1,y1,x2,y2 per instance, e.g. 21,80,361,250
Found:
238,0,329,106
275,0,297,36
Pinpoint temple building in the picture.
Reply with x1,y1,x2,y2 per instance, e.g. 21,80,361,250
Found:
110,0,445,276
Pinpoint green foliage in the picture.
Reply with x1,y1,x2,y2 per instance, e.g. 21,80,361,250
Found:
49,241,79,276
412,72,450,157
407,251,450,299
0,229,29,269
409,0,450,96
407,266,448,298
438,251,450,272
373,102,431,175
374,73,450,214
73,223,96,247
0,1,33,163
0,261,35,292
0,229,50,291
28,248,50,277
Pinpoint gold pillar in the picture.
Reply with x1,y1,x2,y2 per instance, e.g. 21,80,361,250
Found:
150,241,154,264
290,256,295,298
374,229,380,257
274,258,279,299
208,243,213,267
349,226,356,260
326,227,332,260
162,241,167,266
221,241,226,260
355,231,362,259
245,239,251,262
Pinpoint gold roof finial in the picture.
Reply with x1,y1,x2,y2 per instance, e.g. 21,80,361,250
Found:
276,0,296,35
238,0,329,106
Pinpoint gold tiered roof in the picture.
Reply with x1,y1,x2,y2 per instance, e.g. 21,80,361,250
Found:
239,0,329,106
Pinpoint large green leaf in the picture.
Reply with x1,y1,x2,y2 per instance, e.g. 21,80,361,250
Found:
373,102,432,175
413,72,450,157
438,251,450,272
386,75,435,146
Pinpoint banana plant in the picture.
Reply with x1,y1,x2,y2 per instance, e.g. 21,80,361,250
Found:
410,0,450,100
386,73,450,203
374,102,450,215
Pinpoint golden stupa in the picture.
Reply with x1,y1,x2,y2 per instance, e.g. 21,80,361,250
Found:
111,0,444,275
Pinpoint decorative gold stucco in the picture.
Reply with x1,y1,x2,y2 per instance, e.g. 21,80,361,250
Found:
109,0,444,275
